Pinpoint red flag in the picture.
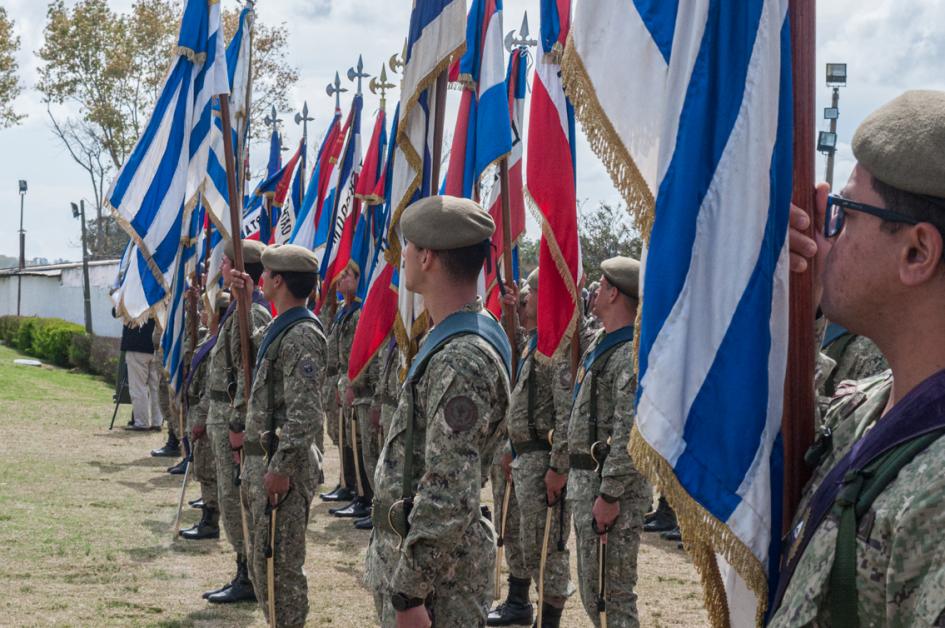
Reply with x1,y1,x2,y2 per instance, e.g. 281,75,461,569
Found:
526,1,581,359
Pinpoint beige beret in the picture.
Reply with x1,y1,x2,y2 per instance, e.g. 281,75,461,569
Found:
214,291,232,310
601,256,640,299
401,195,495,250
852,90,945,198
261,243,318,273
527,268,539,292
223,238,266,264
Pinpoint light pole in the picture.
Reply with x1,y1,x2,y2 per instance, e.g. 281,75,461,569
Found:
72,201,94,335
17,179,27,316
820,63,847,189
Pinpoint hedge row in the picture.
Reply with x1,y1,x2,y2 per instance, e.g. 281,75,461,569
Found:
0,316,121,383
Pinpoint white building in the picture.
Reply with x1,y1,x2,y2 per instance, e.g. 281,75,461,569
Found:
0,260,123,338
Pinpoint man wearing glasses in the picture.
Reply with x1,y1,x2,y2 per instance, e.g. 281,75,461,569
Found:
771,90,945,626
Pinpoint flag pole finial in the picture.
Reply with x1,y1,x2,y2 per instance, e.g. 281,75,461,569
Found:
370,65,396,111
326,71,348,110
505,12,538,53
347,54,371,96
389,39,407,75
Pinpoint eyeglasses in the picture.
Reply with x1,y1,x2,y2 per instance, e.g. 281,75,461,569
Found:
824,194,920,238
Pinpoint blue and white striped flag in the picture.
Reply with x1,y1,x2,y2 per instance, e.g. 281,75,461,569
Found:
203,4,254,308
108,0,229,323
564,2,793,625
388,0,467,354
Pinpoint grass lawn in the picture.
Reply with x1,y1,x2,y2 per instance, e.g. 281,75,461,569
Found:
0,343,707,627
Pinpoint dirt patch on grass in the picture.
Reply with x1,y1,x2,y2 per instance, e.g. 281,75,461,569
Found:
0,344,708,626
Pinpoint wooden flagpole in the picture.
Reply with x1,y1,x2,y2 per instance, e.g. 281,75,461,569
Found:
219,96,254,399
430,71,449,191
498,158,521,380
783,0,816,532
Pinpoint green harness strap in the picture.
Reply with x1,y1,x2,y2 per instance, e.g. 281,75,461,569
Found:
828,428,945,627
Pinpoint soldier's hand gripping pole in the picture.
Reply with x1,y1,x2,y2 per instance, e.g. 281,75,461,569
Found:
495,480,513,600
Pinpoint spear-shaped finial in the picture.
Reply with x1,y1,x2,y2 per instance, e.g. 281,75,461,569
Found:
346,54,370,96
326,71,348,110
369,64,396,110
505,11,538,52
264,104,282,130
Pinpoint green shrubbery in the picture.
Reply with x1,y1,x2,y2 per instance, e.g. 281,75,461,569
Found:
0,316,119,379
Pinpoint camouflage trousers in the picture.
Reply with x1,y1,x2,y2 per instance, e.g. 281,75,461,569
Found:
371,518,496,627
191,434,218,510
242,455,313,628
355,404,381,491
324,378,341,446
569,469,650,628
343,404,372,498
511,451,573,601
158,369,174,438
208,423,244,555
490,464,528,581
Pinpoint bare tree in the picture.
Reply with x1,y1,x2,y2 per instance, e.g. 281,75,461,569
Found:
0,6,24,128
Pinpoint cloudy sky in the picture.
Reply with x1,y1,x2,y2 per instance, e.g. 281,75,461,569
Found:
1,0,943,264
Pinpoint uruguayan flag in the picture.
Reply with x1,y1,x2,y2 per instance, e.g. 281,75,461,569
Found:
108,0,229,323
565,1,792,625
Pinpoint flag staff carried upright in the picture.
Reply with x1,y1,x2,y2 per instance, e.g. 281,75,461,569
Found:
294,101,314,193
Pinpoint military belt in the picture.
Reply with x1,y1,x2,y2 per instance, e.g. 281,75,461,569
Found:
569,453,599,470
209,390,231,403
512,439,551,455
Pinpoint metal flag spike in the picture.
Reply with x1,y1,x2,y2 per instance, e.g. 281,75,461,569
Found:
369,64,396,110
294,101,313,127
389,38,407,75
505,11,538,52
264,104,282,130
346,54,370,95
326,71,348,110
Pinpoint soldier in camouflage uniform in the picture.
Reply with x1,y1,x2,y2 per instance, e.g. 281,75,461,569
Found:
150,322,181,460
771,91,945,626
180,291,230,540
353,333,393,531
547,257,648,628
330,266,374,520
366,196,512,628
319,287,358,505
229,244,327,628
198,239,271,604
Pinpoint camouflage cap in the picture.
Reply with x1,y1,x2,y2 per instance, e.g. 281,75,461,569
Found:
214,291,232,310
852,90,945,198
223,238,266,264
261,243,318,273
401,195,495,249
527,268,539,292
601,256,640,298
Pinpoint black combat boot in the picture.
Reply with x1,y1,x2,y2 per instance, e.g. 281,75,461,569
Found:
319,484,355,502
354,515,373,530
533,602,563,628
189,497,205,509
179,506,220,540
643,497,677,533
331,496,371,518
661,526,682,542
487,576,534,626
151,433,181,457
208,556,256,604
167,457,188,475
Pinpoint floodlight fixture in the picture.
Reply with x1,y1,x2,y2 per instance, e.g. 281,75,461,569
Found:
826,63,847,86
818,131,838,153
824,107,839,120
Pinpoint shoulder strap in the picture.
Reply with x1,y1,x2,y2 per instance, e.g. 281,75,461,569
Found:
828,428,945,627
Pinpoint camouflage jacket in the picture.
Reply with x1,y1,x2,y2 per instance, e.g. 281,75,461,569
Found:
507,330,557,447
205,298,271,426
326,303,360,394
549,318,602,473
770,371,945,627
561,327,644,500
186,328,210,429
374,338,401,434
365,301,511,599
822,332,889,398
244,317,327,482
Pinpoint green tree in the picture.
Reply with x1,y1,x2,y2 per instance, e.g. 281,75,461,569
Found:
0,6,24,128
578,201,642,277
37,0,298,259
